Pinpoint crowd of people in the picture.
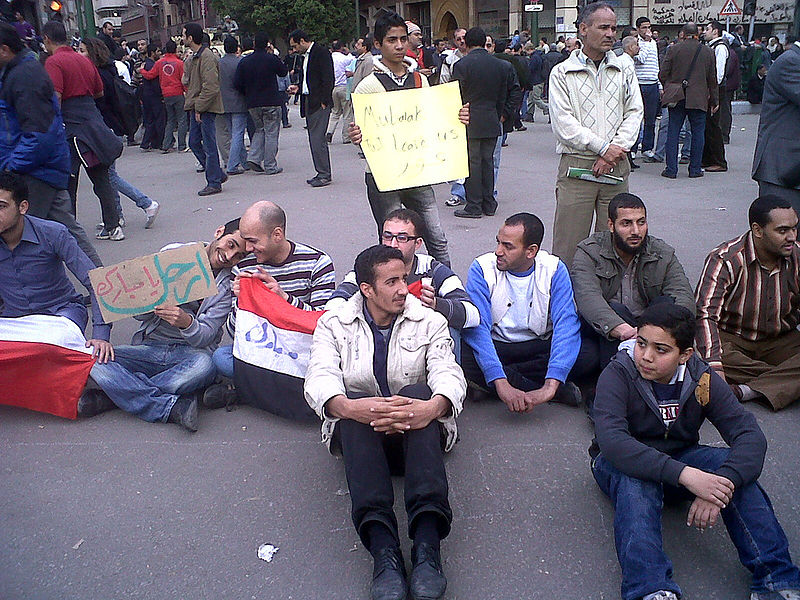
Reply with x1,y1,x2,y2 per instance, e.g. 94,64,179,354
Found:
2,4,800,600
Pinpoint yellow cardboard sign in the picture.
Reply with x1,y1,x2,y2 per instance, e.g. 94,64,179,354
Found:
89,243,217,323
352,81,468,192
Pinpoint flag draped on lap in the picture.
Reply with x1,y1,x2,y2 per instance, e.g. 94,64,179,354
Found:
232,278,324,421
0,315,95,419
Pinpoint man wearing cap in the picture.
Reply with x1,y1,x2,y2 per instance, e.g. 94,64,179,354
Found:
406,21,435,79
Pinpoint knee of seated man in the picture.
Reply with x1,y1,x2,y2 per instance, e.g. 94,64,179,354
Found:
164,351,216,394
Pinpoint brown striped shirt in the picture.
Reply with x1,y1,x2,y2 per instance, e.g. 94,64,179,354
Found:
695,232,800,367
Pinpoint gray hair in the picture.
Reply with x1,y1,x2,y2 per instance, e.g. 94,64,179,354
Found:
577,1,615,26
622,35,638,51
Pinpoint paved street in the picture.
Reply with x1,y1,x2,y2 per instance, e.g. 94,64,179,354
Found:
3,111,798,600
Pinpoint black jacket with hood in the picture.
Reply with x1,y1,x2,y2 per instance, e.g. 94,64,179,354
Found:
590,348,767,490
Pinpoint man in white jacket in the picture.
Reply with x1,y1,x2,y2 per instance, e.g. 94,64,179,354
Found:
304,244,465,600
549,1,643,267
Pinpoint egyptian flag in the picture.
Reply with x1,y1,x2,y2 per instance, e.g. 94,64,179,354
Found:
0,315,95,419
233,278,324,421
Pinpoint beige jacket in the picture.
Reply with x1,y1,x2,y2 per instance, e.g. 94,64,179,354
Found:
303,293,466,454
184,45,224,114
549,49,643,159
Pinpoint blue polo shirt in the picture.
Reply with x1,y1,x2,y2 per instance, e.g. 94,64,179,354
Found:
0,215,110,340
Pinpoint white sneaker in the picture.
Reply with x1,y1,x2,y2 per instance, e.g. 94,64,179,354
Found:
779,591,800,600
643,150,656,159
96,217,125,230
643,592,678,600
144,201,160,229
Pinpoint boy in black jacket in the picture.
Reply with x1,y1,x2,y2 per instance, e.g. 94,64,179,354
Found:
590,303,800,600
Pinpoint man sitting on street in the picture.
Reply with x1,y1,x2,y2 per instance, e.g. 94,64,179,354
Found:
326,208,479,358
572,192,695,379
82,219,248,431
461,212,589,411
0,172,111,366
205,200,335,417
696,195,800,410
591,302,800,600
304,244,466,600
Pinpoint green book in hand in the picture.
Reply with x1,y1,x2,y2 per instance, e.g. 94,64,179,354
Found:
567,167,624,185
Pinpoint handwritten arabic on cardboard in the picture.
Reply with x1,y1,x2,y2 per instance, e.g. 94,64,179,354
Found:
89,243,217,323
352,81,468,192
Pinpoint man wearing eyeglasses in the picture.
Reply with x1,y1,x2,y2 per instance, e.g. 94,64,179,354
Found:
326,209,479,360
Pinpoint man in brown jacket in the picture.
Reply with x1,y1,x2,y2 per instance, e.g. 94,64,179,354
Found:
183,23,226,196
658,23,717,179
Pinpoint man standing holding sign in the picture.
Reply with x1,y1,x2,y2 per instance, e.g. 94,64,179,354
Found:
81,221,248,431
348,10,470,267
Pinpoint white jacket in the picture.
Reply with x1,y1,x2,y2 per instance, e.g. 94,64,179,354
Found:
549,49,643,159
304,293,466,454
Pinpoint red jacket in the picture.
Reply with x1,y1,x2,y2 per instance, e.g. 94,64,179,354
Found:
140,53,185,97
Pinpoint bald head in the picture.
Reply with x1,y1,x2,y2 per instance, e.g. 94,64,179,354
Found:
242,201,286,233
239,201,289,264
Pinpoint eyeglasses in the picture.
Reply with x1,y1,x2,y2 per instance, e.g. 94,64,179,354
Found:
382,232,419,243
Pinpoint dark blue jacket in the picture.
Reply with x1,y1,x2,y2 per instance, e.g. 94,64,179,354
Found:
0,49,70,189
528,50,545,86
591,349,766,490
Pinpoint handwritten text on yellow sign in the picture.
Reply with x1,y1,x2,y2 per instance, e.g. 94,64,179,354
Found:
352,81,468,192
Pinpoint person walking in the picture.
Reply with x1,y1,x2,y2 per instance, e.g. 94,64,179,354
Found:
632,16,660,160
138,43,166,152
325,40,353,144
183,22,226,196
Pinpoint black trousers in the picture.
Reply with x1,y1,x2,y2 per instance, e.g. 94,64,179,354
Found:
141,96,166,150
702,88,727,169
335,384,452,550
304,103,332,179
461,337,595,393
67,146,119,231
464,137,497,216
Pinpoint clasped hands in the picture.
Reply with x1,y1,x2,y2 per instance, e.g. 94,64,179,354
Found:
592,143,627,177
679,466,736,533
494,378,559,413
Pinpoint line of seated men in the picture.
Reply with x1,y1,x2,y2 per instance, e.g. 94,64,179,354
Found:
3,167,800,600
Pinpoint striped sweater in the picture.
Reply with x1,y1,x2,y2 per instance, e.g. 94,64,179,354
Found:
325,253,479,330
226,240,335,335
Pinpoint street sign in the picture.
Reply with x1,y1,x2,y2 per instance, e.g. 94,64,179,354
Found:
525,3,544,11
719,0,742,16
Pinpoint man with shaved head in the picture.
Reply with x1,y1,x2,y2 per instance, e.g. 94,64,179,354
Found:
205,200,336,415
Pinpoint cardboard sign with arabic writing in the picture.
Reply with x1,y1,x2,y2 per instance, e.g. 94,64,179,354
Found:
352,81,468,192
89,243,217,323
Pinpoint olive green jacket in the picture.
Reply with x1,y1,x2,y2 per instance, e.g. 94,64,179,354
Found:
571,231,695,339
184,45,223,114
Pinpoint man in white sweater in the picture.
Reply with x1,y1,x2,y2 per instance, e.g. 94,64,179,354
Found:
548,1,643,267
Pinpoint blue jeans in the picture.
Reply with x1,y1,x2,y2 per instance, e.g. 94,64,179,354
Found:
665,102,706,177
90,343,216,423
189,110,224,187
224,112,248,172
592,446,800,600
654,107,691,162
449,180,465,202
109,159,153,219
632,83,660,154
492,135,502,199
212,344,234,379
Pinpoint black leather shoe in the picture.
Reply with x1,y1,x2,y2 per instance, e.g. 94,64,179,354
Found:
202,383,237,410
168,396,198,432
77,389,116,418
409,543,446,600
309,176,331,187
453,209,482,219
551,381,582,407
371,546,407,600
247,161,265,173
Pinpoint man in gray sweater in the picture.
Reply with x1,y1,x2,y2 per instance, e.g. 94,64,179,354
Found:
79,220,248,430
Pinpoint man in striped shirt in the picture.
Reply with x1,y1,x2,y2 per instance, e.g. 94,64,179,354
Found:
695,195,800,410
204,200,335,412
632,16,661,161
